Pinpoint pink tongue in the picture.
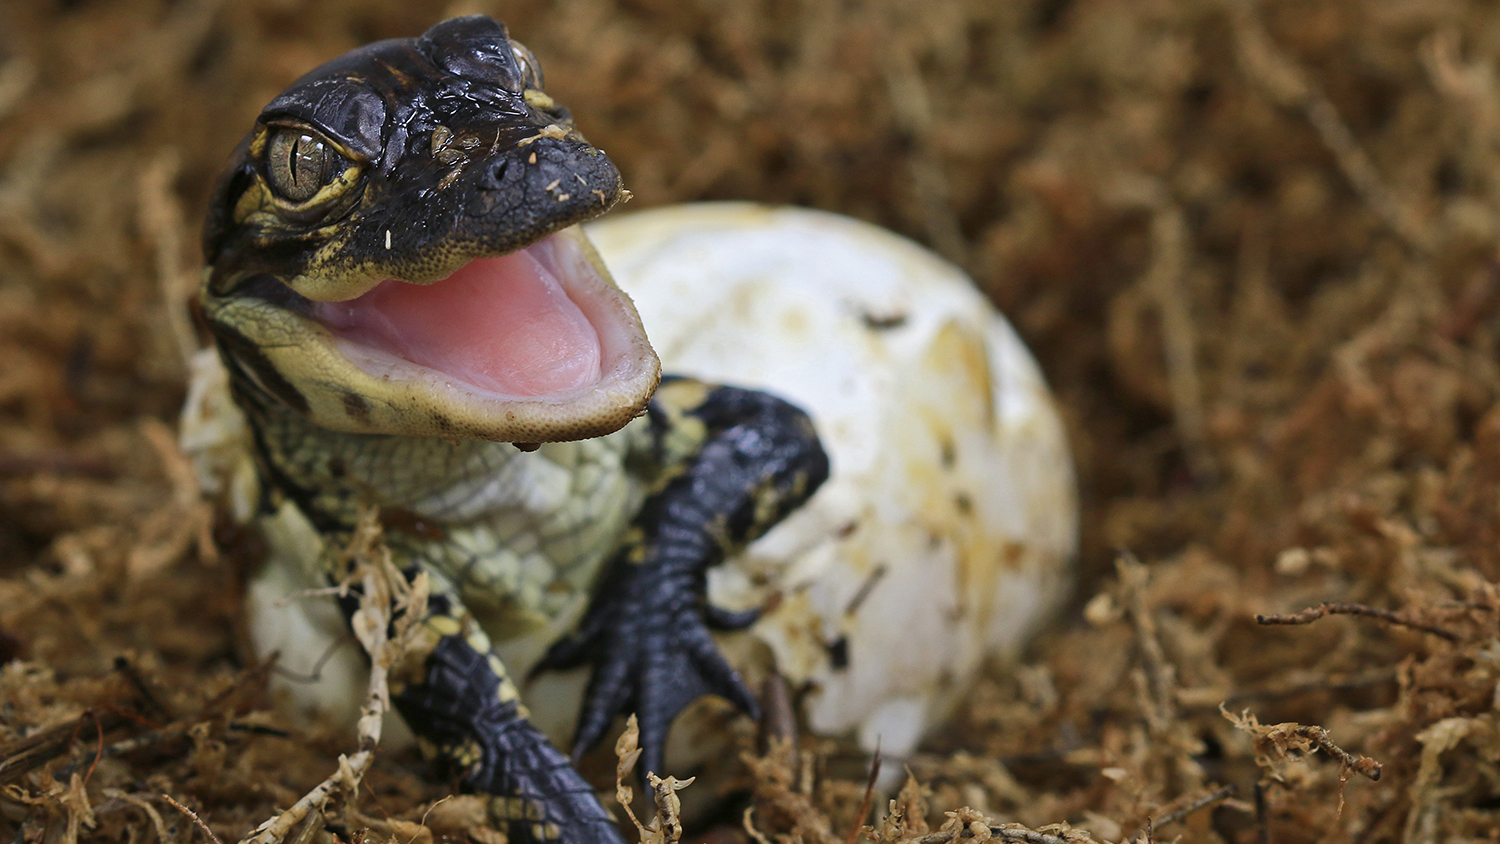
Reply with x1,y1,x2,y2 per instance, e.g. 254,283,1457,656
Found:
314,249,602,396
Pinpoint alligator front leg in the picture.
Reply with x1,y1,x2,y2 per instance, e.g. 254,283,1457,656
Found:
385,591,625,844
537,378,830,780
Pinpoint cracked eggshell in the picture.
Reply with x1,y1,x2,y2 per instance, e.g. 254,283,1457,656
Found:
577,203,1078,763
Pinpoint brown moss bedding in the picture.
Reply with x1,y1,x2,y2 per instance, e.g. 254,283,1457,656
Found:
3,0,1500,841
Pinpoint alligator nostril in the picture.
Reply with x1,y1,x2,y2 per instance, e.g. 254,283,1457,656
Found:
487,158,511,187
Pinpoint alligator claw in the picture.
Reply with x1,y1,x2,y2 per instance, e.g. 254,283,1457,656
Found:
536,564,759,778
705,603,762,630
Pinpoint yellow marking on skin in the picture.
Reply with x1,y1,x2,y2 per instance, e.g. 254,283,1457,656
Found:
750,482,783,535
493,796,545,822
644,380,718,487
645,400,708,473
231,181,272,227
465,625,495,655
496,678,520,704
426,614,462,637
655,379,712,410
469,648,528,714
486,654,509,678
617,525,649,565
523,89,555,110
449,739,482,769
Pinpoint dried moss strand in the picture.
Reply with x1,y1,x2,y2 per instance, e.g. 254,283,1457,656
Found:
162,793,226,844
842,749,882,844
1256,602,1460,643
1298,726,1383,783
1151,784,1238,829
912,827,1078,844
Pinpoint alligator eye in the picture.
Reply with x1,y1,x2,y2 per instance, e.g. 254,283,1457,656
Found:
267,129,339,202
511,42,544,91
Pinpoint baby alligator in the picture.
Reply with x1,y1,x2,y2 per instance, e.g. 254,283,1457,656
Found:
200,16,826,844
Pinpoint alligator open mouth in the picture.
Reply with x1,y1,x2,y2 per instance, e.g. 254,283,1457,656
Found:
313,233,625,400
206,226,660,443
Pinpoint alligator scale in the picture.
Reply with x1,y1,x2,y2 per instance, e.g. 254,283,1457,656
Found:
185,16,1077,843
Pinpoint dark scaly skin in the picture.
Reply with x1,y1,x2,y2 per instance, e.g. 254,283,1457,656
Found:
201,16,828,844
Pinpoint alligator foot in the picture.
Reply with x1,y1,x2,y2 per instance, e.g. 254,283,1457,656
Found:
536,549,761,779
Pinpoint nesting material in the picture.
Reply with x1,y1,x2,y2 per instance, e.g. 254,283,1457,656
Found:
5,0,1500,841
